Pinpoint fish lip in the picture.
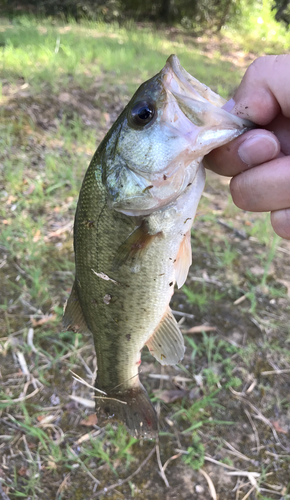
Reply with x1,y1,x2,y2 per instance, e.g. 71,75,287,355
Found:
163,54,254,130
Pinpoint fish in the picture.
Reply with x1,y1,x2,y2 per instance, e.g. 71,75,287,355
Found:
63,55,252,439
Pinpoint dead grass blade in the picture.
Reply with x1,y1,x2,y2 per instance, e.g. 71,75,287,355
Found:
261,368,290,375
0,386,41,403
240,485,256,500
199,468,217,500
244,408,260,451
70,370,106,394
162,452,182,473
69,395,95,407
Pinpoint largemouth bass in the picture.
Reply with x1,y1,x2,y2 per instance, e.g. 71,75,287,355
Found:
63,55,251,439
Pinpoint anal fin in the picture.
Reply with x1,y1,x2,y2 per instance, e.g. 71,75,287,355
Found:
146,308,185,366
63,280,92,334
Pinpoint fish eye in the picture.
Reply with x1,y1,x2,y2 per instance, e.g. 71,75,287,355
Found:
130,101,156,127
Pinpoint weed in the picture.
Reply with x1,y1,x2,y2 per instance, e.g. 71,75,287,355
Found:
182,433,205,470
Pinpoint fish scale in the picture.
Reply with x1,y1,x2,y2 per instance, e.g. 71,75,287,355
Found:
63,55,253,438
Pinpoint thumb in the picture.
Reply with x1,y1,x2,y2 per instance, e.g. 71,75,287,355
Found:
271,209,290,240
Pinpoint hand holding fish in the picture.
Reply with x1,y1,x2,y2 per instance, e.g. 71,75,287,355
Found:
205,54,290,240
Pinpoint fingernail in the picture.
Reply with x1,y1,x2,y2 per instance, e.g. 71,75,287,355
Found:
238,133,280,166
222,98,235,112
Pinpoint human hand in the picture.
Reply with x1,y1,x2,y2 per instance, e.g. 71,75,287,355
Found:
205,55,290,239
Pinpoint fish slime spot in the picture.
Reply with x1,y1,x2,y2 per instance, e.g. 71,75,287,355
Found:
103,294,112,305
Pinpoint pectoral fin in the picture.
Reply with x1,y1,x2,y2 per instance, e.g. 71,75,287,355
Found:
112,220,162,270
146,308,185,366
174,230,192,289
63,281,92,334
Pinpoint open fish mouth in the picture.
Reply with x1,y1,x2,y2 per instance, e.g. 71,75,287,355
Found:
162,54,253,152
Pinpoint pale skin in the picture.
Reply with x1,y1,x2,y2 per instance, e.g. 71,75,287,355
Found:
205,54,290,240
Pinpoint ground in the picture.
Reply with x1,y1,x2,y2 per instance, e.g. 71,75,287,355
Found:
0,19,290,500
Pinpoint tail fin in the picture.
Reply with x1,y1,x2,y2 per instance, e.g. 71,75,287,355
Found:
96,385,158,439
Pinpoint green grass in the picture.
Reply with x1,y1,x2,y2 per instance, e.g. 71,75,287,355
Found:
0,16,245,98
0,13,290,500
224,0,290,54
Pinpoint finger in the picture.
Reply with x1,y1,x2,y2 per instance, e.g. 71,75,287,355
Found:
265,112,290,155
271,209,290,240
205,129,280,177
231,55,290,124
230,156,290,212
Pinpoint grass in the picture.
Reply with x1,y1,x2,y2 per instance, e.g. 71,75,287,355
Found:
0,13,290,500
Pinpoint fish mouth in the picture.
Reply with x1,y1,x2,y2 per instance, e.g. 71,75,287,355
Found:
162,54,253,153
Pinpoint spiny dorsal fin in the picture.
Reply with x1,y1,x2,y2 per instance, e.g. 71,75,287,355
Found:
146,308,185,366
63,280,92,334
112,220,163,270
174,230,192,289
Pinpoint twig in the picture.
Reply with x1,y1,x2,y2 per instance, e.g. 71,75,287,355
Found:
92,446,156,497
156,439,169,487
171,310,195,319
217,218,247,239
261,368,290,376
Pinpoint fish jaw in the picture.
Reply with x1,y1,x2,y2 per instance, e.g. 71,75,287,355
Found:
104,55,253,217
163,54,253,155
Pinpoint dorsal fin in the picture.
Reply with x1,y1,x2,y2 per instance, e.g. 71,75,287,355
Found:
146,308,185,366
174,230,192,289
63,280,92,334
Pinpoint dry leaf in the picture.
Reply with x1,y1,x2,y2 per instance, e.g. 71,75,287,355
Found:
18,466,29,476
47,460,57,470
153,389,187,403
80,413,98,426
183,325,216,334
271,420,288,434
31,314,57,327
23,184,35,195
33,229,42,242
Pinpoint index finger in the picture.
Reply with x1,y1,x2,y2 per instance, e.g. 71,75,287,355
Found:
232,55,290,124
